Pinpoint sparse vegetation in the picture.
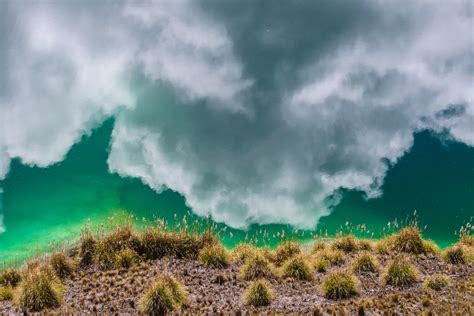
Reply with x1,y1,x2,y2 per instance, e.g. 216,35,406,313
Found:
79,226,96,267
0,269,21,287
424,274,449,291
322,270,358,300
16,266,63,312
138,274,186,315
280,255,313,281
198,243,230,268
49,252,74,279
240,252,275,280
233,243,257,262
382,256,418,287
273,241,301,266
243,279,273,307
352,252,378,274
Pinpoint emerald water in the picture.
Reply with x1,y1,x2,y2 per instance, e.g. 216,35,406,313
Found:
0,120,473,262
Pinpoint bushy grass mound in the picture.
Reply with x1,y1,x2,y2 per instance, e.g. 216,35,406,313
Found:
424,274,450,291
95,225,140,269
460,234,474,247
138,274,187,315
0,287,13,301
16,266,63,312
322,270,358,300
443,245,468,264
79,227,96,267
49,252,74,279
311,240,327,253
378,226,439,255
317,249,345,266
331,234,358,252
273,241,301,266
352,252,378,274
357,239,374,251
313,257,329,273
233,243,257,263
115,248,139,269
243,279,273,307
382,256,418,287
240,252,275,280
199,244,230,269
281,255,313,281
0,269,21,287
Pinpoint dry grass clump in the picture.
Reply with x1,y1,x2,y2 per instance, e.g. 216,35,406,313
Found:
322,270,358,300
443,245,468,264
79,226,96,267
243,279,273,307
314,257,329,273
138,274,187,315
0,269,21,287
331,234,358,252
351,252,379,274
280,255,313,281
114,248,139,269
382,256,418,287
379,226,438,255
317,249,345,266
460,234,474,247
424,274,450,291
16,266,63,312
311,240,328,253
233,243,257,263
0,287,13,301
240,252,275,280
273,241,301,266
95,225,140,269
49,252,74,279
357,239,374,251
198,243,230,269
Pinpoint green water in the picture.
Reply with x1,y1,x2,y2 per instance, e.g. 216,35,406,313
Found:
0,120,473,262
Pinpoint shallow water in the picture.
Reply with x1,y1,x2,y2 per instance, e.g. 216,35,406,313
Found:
0,120,473,262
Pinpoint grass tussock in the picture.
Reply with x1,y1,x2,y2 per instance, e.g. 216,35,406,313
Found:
273,241,301,266
0,287,13,301
313,257,329,273
0,269,21,288
424,274,450,291
351,252,379,274
460,234,474,247
280,255,313,281
382,256,418,287
79,226,96,267
240,252,275,280
233,243,258,263
378,226,438,255
357,239,374,251
16,266,63,312
331,234,358,252
49,252,74,279
243,279,273,307
311,240,328,253
198,244,230,269
322,270,358,300
115,248,139,269
95,225,140,269
443,245,468,264
316,249,345,266
138,274,187,315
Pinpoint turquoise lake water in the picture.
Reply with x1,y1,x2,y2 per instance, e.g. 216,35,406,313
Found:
0,120,473,262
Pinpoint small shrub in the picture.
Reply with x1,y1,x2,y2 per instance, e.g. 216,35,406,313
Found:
382,256,418,287
352,252,378,274
115,248,139,269
240,252,275,280
443,245,467,264
79,227,96,267
138,274,186,315
233,243,257,263
314,257,329,273
332,234,358,252
243,279,273,307
0,287,13,301
281,255,313,281
199,244,230,269
0,269,21,287
322,270,358,300
424,274,449,291
274,241,301,266
16,267,63,312
49,252,74,279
